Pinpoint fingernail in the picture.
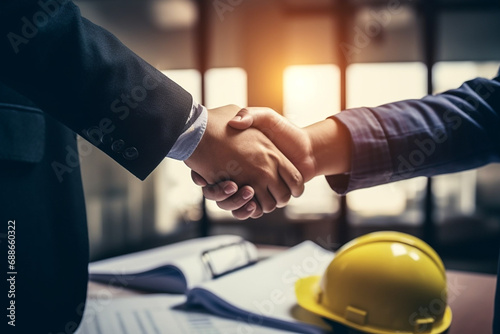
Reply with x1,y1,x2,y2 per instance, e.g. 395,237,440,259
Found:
246,202,256,212
233,115,242,121
242,190,253,200
223,184,237,195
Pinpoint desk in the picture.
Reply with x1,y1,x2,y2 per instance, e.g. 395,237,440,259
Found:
445,270,496,334
87,248,497,334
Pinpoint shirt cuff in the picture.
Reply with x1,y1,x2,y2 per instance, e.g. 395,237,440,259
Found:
167,100,207,161
325,107,393,194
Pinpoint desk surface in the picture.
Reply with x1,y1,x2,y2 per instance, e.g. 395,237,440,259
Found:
87,248,497,334
445,270,496,334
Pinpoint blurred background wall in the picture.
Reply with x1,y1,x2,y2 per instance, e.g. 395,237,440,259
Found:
75,0,500,274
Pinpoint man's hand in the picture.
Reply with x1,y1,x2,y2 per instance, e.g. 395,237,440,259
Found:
191,172,263,219
185,105,305,215
229,107,352,179
192,107,315,220
228,107,316,182
196,107,352,219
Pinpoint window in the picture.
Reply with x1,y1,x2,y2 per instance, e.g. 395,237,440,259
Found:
283,64,341,123
156,70,203,234
346,62,428,220
346,62,427,108
204,67,247,109
283,64,341,218
432,61,500,220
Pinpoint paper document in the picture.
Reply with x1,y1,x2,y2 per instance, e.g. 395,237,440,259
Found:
76,295,295,334
89,235,258,293
187,241,335,334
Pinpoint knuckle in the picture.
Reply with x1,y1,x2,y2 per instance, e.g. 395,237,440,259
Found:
261,169,274,181
278,190,292,205
292,171,304,186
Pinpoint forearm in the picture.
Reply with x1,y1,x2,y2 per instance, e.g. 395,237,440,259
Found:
327,73,500,194
304,117,351,177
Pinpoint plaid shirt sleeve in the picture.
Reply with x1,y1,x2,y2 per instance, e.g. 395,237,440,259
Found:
325,108,393,195
326,70,500,195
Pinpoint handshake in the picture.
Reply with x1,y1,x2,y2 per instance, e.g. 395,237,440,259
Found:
184,105,352,220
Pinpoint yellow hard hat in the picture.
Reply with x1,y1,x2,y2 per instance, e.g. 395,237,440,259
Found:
295,232,452,334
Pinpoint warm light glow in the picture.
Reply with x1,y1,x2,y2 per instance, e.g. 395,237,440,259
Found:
205,67,247,109
347,62,427,108
150,0,198,30
284,64,341,127
283,64,341,217
433,61,500,94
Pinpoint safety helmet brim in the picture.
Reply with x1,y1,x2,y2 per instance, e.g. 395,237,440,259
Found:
295,275,452,334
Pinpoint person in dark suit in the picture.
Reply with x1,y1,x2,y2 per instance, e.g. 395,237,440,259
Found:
199,70,500,331
0,1,305,333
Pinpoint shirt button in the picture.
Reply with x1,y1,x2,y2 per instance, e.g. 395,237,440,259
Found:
122,147,139,160
111,139,125,153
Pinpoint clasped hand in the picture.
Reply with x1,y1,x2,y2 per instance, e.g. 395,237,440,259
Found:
184,105,308,218
185,104,351,219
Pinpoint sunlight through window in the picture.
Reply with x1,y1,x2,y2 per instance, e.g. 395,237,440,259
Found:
205,67,247,109
432,61,500,218
283,64,341,218
346,62,427,218
156,69,203,233
284,64,341,126
347,62,427,108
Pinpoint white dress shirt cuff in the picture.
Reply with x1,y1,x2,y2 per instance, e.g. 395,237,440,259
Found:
167,100,207,161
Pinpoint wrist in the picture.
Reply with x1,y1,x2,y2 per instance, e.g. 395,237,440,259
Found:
304,117,351,177
184,111,212,177
168,103,207,161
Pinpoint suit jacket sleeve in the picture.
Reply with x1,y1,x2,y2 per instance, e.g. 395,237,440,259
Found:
326,68,500,194
0,0,192,180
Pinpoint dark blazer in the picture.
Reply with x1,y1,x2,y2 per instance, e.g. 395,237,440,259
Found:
0,1,192,333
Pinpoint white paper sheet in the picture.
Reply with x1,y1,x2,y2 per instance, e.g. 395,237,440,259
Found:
188,241,335,333
75,295,295,334
89,235,258,290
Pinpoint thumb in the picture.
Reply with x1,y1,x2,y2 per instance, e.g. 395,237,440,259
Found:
228,108,254,130
191,170,208,186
